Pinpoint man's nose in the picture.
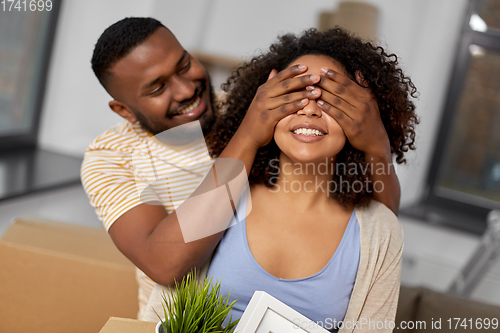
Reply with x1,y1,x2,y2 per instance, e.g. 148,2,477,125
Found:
171,75,196,101
297,98,322,117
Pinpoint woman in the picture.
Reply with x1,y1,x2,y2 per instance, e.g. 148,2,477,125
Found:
205,28,418,332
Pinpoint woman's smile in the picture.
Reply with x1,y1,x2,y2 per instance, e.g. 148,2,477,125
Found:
290,121,328,142
291,129,327,142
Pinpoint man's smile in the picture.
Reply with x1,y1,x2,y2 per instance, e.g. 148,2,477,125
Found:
168,82,206,118
174,95,201,116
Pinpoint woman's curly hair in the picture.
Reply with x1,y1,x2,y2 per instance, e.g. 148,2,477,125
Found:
207,28,418,207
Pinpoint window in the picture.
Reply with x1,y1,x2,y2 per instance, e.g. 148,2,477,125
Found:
409,0,500,234
0,1,82,202
0,0,61,150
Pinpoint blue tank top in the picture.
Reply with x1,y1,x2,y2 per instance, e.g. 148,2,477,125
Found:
207,194,360,330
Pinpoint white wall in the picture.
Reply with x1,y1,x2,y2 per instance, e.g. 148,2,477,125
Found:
38,0,156,156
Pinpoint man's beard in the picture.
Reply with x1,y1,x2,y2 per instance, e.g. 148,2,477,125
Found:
133,80,216,137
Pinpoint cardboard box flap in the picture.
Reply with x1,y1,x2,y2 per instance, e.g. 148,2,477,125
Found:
99,317,157,333
1,218,133,267
0,219,139,333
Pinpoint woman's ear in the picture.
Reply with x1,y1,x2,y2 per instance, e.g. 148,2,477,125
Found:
355,70,369,88
109,100,137,123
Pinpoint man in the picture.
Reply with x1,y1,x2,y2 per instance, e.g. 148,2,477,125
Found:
82,17,401,318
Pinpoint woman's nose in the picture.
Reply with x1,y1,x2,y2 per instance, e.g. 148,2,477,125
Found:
297,98,322,117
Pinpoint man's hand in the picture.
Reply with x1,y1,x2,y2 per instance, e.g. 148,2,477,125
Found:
316,67,390,159
316,67,400,214
237,64,321,150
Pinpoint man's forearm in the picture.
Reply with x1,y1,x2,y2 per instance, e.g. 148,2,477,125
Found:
142,130,258,285
366,149,400,215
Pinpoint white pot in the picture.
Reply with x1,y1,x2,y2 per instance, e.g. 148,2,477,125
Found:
155,319,166,333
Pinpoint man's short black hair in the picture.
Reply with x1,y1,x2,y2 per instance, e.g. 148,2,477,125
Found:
91,17,166,91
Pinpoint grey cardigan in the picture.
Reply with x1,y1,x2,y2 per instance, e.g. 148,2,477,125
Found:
142,200,403,333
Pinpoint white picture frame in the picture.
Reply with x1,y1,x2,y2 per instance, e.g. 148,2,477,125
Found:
235,291,331,333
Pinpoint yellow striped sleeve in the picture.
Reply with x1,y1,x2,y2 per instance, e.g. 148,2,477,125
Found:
81,149,155,231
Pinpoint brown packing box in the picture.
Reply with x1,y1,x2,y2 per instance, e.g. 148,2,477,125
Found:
99,317,157,333
0,218,139,333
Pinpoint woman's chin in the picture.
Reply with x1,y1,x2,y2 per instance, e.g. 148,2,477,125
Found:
277,142,343,166
284,153,333,165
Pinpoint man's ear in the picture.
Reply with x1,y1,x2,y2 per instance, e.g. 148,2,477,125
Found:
109,100,137,123
355,70,369,88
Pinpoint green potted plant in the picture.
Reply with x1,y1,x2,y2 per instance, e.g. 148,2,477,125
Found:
155,271,239,333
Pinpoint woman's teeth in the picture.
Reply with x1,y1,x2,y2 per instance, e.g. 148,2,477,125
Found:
292,128,325,136
177,96,201,115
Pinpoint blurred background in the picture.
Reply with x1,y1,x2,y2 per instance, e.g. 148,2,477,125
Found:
0,0,499,307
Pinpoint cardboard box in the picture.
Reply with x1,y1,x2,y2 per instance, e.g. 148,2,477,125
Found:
0,218,139,333
99,317,157,333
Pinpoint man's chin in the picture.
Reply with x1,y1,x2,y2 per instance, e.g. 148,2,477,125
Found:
137,111,213,138
135,116,167,136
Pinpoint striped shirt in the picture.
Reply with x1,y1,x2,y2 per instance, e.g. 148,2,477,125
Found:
81,92,224,317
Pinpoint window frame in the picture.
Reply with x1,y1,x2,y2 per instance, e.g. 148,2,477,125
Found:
420,0,500,232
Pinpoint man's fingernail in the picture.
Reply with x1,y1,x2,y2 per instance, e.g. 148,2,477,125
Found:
300,98,308,105
310,74,320,81
320,67,329,75
317,100,324,106
306,86,315,91
298,64,307,70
